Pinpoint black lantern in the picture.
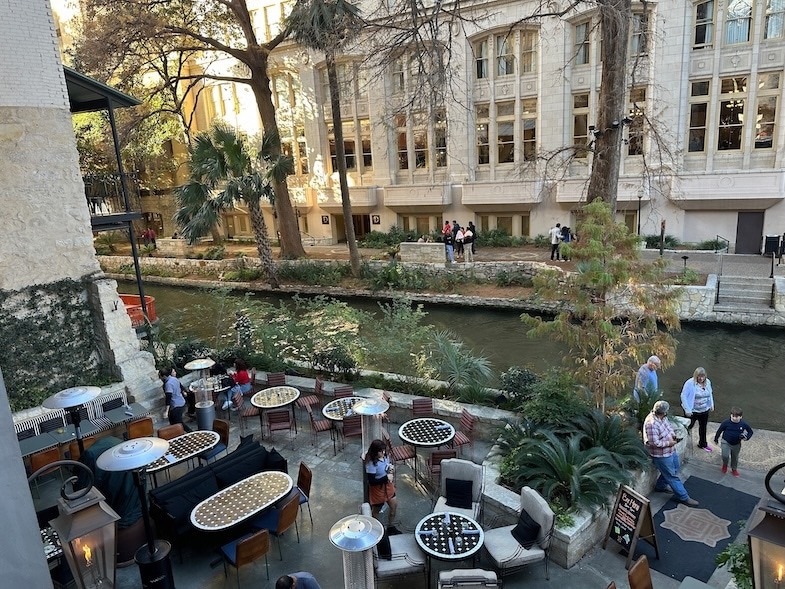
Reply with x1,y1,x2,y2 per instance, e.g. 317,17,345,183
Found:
30,460,120,589
748,503,785,589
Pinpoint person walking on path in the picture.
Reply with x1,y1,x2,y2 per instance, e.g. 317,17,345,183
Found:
681,366,715,452
443,229,455,264
364,439,398,529
644,400,699,506
463,226,474,262
455,226,465,260
560,225,572,261
714,406,754,477
276,572,322,589
549,223,563,260
633,355,661,402
467,221,477,254
159,366,188,428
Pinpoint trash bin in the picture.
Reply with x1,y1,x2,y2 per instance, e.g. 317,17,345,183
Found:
764,234,780,255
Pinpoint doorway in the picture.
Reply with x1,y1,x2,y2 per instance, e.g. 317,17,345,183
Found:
735,211,764,254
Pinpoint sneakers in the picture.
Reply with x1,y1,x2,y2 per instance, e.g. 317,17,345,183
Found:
703,446,713,453
230,405,239,411
221,401,230,410
721,465,728,474
680,498,700,507
732,470,740,477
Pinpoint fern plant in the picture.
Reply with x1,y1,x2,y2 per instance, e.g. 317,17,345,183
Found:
716,540,752,589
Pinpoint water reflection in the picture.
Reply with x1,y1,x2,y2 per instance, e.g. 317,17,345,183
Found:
121,282,784,431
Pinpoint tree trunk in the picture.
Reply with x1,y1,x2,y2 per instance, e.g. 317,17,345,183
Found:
586,0,631,213
247,198,280,289
326,53,362,277
248,67,306,259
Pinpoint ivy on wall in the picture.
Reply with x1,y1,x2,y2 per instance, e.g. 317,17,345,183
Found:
0,278,115,412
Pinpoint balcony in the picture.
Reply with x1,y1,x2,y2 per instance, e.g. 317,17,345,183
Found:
318,186,378,213
462,181,543,212
671,172,785,210
383,184,452,213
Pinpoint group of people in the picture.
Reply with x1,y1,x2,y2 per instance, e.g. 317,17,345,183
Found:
640,359,754,507
442,220,477,263
548,222,575,261
141,227,157,247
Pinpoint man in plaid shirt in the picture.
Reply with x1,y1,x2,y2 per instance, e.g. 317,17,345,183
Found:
643,400,699,506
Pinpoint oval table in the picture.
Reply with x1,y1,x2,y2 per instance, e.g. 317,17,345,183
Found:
251,386,300,438
399,417,455,487
415,511,484,589
146,430,220,486
190,470,293,531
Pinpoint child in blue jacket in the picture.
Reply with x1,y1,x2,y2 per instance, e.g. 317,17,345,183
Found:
714,406,754,477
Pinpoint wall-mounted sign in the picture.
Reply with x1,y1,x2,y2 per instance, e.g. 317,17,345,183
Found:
371,215,381,225
321,215,330,225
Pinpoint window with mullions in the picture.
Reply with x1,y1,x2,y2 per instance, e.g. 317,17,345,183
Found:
627,87,646,156
496,35,515,76
360,119,373,168
328,122,357,171
497,102,515,163
718,77,747,150
575,21,591,65
522,98,537,161
521,31,538,74
476,105,490,165
413,112,428,169
573,93,590,158
694,1,715,48
475,39,489,79
688,80,710,152
725,0,752,45
392,58,405,93
765,0,785,39
631,13,649,55
755,73,780,149
396,114,408,170
434,109,447,168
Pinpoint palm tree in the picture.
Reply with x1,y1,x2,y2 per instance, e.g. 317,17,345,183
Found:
286,0,363,277
175,124,292,289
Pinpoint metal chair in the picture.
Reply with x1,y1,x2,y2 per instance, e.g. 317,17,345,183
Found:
295,462,313,525
239,404,260,435
360,502,426,583
381,428,415,467
29,447,63,497
427,448,458,488
266,371,286,387
334,385,353,399
267,409,294,443
251,494,300,560
628,555,653,589
218,529,271,587
306,404,335,455
199,419,230,464
437,569,500,588
127,416,154,439
433,458,484,521
411,397,434,418
341,414,362,449
451,408,478,456
157,423,185,440
296,377,321,416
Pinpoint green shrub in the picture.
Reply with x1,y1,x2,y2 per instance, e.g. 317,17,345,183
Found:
139,244,156,257
560,410,649,469
519,369,591,425
277,261,352,286
171,340,214,372
475,228,523,247
695,238,725,251
671,267,702,285
223,268,265,282
533,234,550,248
495,270,533,287
363,262,429,291
203,245,226,260
94,230,126,253
716,539,752,589
359,226,418,248
499,366,540,400
644,234,681,249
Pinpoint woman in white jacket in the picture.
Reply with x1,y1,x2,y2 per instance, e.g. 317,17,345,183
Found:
680,367,714,452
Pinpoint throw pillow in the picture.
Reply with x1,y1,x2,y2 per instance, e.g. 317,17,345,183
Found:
510,509,540,549
445,478,473,509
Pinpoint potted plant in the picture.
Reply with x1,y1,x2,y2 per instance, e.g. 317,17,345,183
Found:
716,540,753,589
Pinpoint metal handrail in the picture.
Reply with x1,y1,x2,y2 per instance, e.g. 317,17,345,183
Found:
715,235,730,253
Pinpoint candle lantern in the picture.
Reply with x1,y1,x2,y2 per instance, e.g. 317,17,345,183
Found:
748,503,785,589
31,460,120,589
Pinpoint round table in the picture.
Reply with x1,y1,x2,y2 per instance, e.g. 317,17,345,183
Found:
399,418,455,485
415,511,484,588
322,396,364,421
251,386,300,437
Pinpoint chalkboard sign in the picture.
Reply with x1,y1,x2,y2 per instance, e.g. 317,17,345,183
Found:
603,485,658,567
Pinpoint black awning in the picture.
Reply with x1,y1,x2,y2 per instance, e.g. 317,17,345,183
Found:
64,66,141,113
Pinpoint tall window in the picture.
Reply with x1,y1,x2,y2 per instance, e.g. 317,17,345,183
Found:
272,73,307,175
522,98,537,161
392,58,405,93
497,102,515,163
360,119,373,168
765,0,785,39
395,110,444,171
688,80,710,152
396,113,408,170
496,35,515,76
476,104,490,165
575,21,591,65
627,87,646,156
521,212,531,237
630,13,649,55
520,31,538,73
718,77,747,150
694,1,715,48
413,112,428,169
435,109,447,167
755,73,780,148
573,93,590,158
475,40,489,79
328,121,356,171
725,0,752,45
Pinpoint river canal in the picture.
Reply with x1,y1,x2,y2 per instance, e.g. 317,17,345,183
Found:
121,282,785,431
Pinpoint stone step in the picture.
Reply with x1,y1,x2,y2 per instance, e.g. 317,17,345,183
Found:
718,288,772,299
718,276,774,287
717,291,772,303
713,304,776,314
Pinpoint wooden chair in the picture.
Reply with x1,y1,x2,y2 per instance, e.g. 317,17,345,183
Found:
341,415,362,449
628,555,653,589
239,404,260,435
199,419,230,464
306,404,335,455
267,409,294,442
412,397,434,418
266,372,286,387
68,435,97,462
381,390,394,424
295,462,313,525
334,385,353,399
127,416,154,439
427,449,458,488
218,529,271,587
296,377,321,416
29,447,63,497
381,428,416,466
250,494,300,560
451,409,478,456
157,423,185,440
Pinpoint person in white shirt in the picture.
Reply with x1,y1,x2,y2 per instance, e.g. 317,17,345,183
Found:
549,223,563,260
463,227,474,262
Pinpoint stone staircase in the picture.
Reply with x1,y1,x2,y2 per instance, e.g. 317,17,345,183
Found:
714,276,775,313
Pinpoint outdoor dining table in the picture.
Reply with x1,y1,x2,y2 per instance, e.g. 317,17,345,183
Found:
251,386,300,437
48,421,102,445
415,511,484,589
18,432,59,458
103,402,149,426
190,470,293,531
146,430,220,486
398,417,455,486
322,396,364,421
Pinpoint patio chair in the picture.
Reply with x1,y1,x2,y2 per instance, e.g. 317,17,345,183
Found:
451,408,478,456
198,419,230,464
127,416,154,439
266,371,286,387
341,415,362,449
157,423,185,440
628,555,653,589
296,377,321,418
239,404,260,435
295,462,314,525
29,447,63,498
437,569,500,588
381,428,415,467
251,494,300,560
306,404,335,455
334,385,353,399
360,502,426,583
68,435,97,462
433,458,484,521
267,409,294,443
482,486,555,583
427,449,458,489
218,529,270,587
411,397,433,418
